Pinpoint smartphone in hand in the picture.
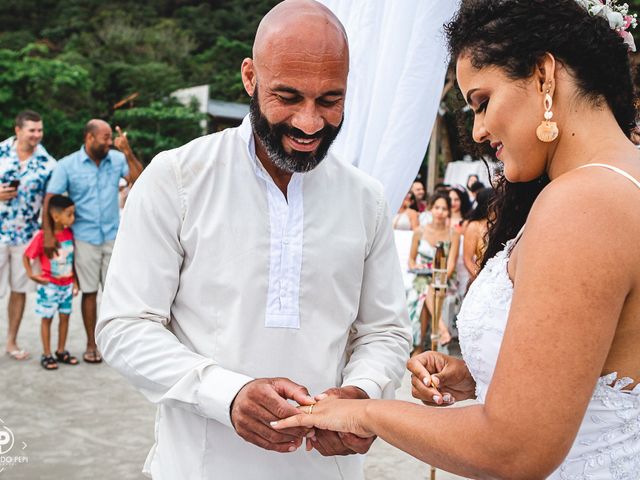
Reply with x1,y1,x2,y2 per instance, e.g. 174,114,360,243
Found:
8,179,19,189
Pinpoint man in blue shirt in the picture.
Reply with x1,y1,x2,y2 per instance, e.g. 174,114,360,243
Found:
0,110,56,360
44,119,143,363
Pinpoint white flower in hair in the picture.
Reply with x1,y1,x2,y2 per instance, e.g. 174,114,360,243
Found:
605,9,625,28
576,0,638,51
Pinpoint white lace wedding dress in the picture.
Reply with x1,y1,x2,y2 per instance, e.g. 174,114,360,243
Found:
457,165,640,480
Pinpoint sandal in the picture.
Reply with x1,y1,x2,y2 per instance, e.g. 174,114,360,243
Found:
55,350,79,365
40,354,58,370
6,349,30,360
83,349,103,364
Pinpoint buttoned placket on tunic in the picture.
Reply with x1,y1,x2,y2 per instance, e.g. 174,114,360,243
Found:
247,137,304,329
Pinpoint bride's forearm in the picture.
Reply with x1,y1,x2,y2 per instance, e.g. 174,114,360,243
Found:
362,401,523,480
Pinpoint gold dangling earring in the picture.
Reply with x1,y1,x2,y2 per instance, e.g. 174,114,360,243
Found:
536,90,559,142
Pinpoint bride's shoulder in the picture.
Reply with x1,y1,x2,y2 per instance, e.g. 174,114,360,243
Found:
520,165,639,274
531,165,638,223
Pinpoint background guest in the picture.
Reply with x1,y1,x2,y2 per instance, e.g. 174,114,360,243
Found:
448,186,471,233
0,110,56,360
407,192,460,352
393,191,420,230
410,180,427,212
463,187,495,280
448,186,472,297
467,179,486,207
43,120,143,364
466,174,479,192
23,195,79,370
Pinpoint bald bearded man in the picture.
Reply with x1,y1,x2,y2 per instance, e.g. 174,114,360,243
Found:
45,119,143,364
96,1,411,478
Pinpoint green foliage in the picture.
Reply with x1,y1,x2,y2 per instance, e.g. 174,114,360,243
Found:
113,100,206,164
191,36,252,102
0,0,277,161
0,44,92,157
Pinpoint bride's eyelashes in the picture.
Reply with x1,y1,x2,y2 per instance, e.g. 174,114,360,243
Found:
475,99,489,114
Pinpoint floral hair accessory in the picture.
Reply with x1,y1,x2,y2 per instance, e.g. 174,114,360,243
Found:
575,0,638,51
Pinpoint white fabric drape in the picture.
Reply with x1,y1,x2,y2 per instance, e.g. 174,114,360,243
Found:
319,0,459,213
444,160,496,189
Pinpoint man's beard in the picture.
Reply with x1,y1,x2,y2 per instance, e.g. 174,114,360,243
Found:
89,144,109,160
249,88,343,173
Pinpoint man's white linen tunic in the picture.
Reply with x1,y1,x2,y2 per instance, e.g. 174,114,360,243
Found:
96,117,411,479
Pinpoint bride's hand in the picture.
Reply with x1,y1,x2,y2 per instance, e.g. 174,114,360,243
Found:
270,397,376,439
407,351,476,406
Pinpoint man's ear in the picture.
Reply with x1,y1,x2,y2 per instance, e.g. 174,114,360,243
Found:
534,52,557,95
241,58,257,97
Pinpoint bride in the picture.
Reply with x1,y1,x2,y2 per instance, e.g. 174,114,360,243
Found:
273,0,640,478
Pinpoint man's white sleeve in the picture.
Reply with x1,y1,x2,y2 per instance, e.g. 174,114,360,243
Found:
341,188,412,399
96,153,253,428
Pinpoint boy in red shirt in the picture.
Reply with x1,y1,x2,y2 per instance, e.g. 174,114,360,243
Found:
23,195,79,370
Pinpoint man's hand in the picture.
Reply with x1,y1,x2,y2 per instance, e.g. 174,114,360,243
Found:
0,184,17,201
114,126,132,154
43,229,59,259
29,274,49,285
230,377,315,453
307,386,376,456
72,280,79,296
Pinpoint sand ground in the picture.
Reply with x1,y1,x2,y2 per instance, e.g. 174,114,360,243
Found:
0,294,466,480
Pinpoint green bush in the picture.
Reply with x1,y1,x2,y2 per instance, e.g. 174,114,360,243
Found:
113,100,206,164
0,0,279,161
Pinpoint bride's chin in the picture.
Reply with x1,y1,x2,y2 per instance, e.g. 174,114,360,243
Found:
502,164,517,183
503,163,543,184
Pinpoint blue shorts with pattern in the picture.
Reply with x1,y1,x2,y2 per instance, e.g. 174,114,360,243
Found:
36,283,73,318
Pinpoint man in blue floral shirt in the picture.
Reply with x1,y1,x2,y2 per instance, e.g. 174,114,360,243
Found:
0,110,56,360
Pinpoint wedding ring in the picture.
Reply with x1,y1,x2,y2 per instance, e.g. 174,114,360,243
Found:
307,404,314,415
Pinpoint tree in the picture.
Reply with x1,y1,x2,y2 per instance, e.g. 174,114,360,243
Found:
0,43,92,157
112,99,206,164
0,0,278,160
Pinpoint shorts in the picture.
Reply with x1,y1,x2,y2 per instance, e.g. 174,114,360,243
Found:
0,243,34,296
36,282,73,318
74,240,114,293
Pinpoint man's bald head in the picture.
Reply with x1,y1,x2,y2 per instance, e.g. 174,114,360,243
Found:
84,119,113,161
252,0,348,73
84,119,111,140
240,1,348,174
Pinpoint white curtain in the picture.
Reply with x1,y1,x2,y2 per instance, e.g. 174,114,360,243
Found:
444,160,496,189
319,0,459,213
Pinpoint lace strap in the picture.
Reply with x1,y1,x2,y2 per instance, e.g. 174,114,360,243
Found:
578,163,640,189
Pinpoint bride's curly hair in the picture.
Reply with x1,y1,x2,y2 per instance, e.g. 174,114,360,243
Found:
445,0,636,269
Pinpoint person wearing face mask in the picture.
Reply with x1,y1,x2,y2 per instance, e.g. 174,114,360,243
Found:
0,110,56,361
94,1,411,478
272,1,640,478
43,119,143,364
466,174,479,192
